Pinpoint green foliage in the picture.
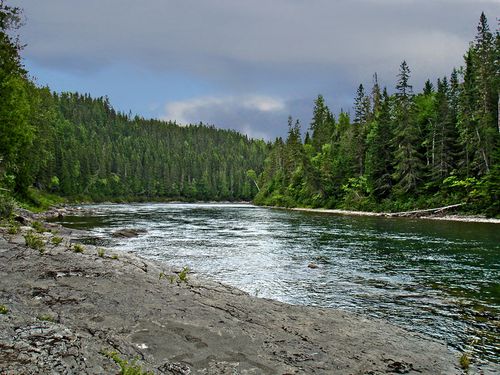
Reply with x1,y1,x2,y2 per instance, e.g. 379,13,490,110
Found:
31,220,46,233
111,254,119,260
7,221,19,234
0,193,16,218
51,236,63,245
72,243,84,253
37,314,55,322
255,15,499,216
102,350,153,375
24,230,45,252
178,266,190,283
459,353,471,370
97,248,105,257
0,304,8,314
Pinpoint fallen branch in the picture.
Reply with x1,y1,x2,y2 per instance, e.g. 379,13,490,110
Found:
385,203,465,218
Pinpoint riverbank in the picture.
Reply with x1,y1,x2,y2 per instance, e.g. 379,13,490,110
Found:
0,216,464,374
285,207,500,224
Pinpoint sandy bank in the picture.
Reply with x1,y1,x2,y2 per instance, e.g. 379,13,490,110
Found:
0,220,464,374
285,207,500,224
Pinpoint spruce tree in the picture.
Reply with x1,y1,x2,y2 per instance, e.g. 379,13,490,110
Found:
392,61,423,196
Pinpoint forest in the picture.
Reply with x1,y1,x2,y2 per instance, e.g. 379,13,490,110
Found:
0,0,499,216
254,13,499,216
0,1,266,209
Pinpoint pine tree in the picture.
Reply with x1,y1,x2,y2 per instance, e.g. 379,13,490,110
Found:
310,95,334,152
392,61,423,195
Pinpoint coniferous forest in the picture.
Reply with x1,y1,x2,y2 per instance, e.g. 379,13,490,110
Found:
0,0,499,216
254,13,500,216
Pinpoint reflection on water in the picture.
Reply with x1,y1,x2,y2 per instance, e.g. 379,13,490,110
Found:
54,203,500,366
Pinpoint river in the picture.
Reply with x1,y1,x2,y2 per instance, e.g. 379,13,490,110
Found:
53,203,500,367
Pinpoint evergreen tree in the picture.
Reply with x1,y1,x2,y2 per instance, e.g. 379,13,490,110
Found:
392,61,423,195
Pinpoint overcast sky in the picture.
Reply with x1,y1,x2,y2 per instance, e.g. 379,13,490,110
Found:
10,0,500,140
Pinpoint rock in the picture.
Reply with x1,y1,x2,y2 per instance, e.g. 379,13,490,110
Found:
307,262,318,269
0,222,464,374
111,228,147,238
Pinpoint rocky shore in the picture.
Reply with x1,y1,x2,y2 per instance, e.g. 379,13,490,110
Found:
0,215,463,374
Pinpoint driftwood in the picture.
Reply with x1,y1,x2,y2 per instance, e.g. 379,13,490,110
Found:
384,203,464,218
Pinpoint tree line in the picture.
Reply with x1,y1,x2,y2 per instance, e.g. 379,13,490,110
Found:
254,13,499,216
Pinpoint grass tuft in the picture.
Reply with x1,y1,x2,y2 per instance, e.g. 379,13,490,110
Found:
178,266,189,283
51,236,63,245
459,353,471,370
24,230,45,253
31,221,47,233
101,350,153,375
97,248,105,257
0,305,8,314
72,243,85,253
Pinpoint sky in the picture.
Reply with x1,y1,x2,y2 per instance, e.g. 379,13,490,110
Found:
10,0,500,140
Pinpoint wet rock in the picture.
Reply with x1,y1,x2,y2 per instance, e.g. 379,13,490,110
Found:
0,223,463,374
307,262,318,269
112,228,147,238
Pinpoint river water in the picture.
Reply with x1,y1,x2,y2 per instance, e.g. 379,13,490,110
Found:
54,203,500,366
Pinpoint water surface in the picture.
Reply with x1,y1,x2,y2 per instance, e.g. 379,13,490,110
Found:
54,203,500,366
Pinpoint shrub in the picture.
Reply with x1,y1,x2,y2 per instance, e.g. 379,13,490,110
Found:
111,254,119,260
0,305,8,314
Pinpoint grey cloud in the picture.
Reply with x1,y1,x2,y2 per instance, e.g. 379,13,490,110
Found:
10,0,500,137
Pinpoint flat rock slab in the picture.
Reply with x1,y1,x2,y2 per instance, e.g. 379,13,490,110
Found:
0,225,463,374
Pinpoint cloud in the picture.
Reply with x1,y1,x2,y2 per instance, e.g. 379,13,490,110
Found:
163,95,289,140
11,0,500,138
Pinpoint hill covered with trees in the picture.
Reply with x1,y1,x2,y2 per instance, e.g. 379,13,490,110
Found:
254,13,499,216
0,1,267,209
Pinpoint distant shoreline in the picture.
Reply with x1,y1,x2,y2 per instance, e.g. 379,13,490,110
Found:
279,206,500,224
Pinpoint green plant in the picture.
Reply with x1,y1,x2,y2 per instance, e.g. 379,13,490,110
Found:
178,266,190,283
73,243,85,253
168,275,176,284
159,271,166,280
111,254,119,260
101,350,153,375
51,236,63,245
0,305,8,314
24,231,45,253
97,248,105,257
38,314,55,322
0,194,16,219
459,353,470,370
31,221,46,233
7,222,20,234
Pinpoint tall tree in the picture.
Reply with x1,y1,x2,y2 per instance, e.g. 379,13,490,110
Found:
392,61,423,195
